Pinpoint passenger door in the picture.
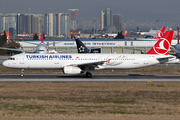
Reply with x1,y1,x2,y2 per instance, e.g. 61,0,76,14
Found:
20,55,25,64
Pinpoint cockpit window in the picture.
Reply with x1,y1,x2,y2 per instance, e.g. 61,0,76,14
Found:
8,58,15,60
38,50,44,51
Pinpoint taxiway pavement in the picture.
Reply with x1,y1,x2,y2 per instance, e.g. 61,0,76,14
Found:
0,74,180,82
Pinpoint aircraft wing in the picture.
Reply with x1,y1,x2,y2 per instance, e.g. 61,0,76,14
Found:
0,47,34,53
68,60,106,67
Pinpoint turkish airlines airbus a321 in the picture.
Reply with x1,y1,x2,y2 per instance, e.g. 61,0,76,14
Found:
2,31,179,78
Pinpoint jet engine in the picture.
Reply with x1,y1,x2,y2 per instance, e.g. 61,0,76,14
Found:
63,66,82,74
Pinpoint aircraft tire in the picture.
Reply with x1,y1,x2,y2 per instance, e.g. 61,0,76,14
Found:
86,72,92,78
20,74,24,77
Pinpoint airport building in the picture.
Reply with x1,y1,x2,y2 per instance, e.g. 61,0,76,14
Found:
18,39,178,54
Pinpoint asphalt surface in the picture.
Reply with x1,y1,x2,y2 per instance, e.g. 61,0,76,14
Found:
0,56,9,65
0,74,180,82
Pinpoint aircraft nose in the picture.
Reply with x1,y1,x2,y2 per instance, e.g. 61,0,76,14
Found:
2,61,8,67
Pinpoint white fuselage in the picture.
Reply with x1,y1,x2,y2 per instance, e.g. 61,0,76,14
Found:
2,53,175,70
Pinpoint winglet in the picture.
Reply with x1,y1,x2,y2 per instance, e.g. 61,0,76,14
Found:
145,31,174,55
106,59,111,63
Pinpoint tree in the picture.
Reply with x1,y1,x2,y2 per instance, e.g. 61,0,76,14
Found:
43,32,45,39
33,33,39,40
0,31,20,55
114,31,125,39
0,31,7,47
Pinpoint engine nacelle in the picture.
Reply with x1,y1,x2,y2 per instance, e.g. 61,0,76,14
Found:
63,66,82,74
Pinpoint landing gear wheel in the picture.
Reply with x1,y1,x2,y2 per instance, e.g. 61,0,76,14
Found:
20,69,24,77
20,74,24,77
86,72,92,78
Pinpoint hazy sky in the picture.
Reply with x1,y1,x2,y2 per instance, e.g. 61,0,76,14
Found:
0,0,180,22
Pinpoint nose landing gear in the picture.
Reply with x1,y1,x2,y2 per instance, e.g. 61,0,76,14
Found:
20,69,24,77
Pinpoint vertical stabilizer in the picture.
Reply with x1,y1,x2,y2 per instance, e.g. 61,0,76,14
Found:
145,31,174,55
7,33,11,41
153,26,166,40
75,39,90,53
122,30,128,36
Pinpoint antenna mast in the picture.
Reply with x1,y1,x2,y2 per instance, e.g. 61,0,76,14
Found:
68,9,79,38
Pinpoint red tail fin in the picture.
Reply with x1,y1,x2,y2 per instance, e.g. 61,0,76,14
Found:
153,26,166,40
39,33,42,40
7,33,11,41
122,30,128,36
145,31,174,55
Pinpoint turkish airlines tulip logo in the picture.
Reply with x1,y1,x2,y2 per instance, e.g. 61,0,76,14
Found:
157,31,163,39
7,36,10,41
153,38,170,55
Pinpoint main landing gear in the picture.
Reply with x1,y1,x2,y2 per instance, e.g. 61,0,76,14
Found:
86,72,92,78
20,69,24,77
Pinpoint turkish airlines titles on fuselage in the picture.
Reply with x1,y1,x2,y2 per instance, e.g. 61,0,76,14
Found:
5,53,161,69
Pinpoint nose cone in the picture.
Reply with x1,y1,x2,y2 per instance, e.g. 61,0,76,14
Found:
2,60,7,67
